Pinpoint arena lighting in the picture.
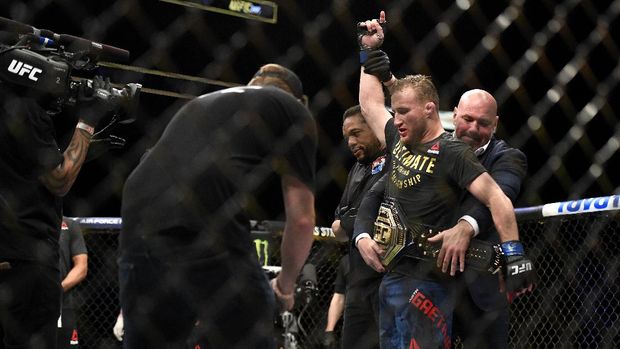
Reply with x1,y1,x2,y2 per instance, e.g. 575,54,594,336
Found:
159,0,278,23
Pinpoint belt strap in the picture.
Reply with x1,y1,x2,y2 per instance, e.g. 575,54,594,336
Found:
372,199,503,273
407,237,503,273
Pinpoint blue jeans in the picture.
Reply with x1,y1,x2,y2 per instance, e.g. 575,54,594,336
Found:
379,273,455,349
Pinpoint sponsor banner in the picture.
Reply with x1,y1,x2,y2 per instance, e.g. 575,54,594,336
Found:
541,195,620,217
76,217,336,239
313,226,336,239
77,217,122,229
74,196,620,233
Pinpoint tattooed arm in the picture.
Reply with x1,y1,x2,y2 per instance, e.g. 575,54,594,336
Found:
39,126,92,197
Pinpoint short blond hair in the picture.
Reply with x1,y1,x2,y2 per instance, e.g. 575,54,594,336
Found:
389,74,439,106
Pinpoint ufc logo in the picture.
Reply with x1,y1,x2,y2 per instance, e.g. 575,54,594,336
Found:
7,59,42,81
510,262,532,276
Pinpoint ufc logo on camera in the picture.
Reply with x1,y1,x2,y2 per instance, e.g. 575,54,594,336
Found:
7,59,42,81
510,261,533,276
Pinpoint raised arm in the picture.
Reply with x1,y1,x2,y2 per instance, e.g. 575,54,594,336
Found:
39,76,115,196
39,128,91,196
359,68,390,147
358,12,391,147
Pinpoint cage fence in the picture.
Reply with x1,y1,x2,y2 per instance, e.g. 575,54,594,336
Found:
0,0,617,223
1,0,619,348
75,203,620,348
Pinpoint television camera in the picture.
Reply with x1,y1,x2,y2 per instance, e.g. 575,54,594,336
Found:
0,16,141,120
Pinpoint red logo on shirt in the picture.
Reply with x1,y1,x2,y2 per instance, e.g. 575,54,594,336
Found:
428,142,440,155
61,221,68,230
70,329,79,345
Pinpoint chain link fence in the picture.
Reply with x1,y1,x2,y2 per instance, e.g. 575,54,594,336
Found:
76,230,122,349
0,0,617,223
1,0,620,348
512,211,620,348
73,205,620,348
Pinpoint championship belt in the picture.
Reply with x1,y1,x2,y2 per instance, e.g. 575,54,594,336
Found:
372,199,428,269
372,198,504,273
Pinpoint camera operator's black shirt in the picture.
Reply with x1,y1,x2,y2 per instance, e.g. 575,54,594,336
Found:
0,86,64,269
121,86,316,259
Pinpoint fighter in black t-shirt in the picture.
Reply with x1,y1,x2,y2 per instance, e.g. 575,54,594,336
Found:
355,16,533,349
119,64,317,348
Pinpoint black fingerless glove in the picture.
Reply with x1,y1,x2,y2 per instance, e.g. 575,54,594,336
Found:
75,76,115,128
501,240,536,292
322,331,337,349
363,50,393,82
357,20,387,64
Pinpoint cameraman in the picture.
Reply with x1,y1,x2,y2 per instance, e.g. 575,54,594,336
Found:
0,77,112,348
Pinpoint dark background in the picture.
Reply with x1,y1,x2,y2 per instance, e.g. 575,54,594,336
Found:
1,0,619,227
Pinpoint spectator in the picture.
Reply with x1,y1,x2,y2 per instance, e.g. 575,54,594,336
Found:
57,217,88,348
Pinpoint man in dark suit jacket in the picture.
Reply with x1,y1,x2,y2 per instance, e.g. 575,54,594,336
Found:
435,89,528,349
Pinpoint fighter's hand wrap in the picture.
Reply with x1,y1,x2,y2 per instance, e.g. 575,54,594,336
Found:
363,49,393,82
357,20,387,63
271,277,295,311
75,75,115,128
501,240,536,292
